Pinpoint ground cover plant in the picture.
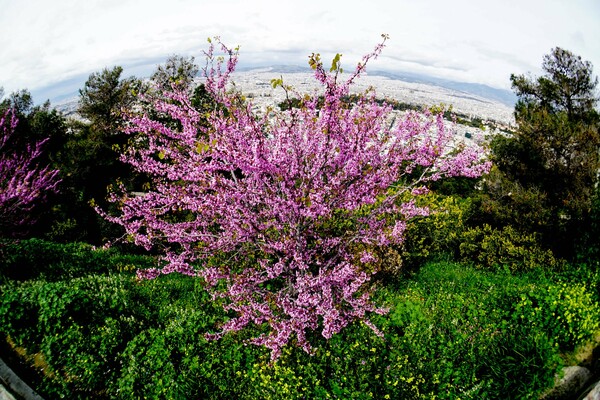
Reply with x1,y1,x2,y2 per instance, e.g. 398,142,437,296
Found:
1,240,598,399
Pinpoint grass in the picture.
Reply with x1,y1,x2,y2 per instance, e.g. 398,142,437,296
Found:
0,239,598,399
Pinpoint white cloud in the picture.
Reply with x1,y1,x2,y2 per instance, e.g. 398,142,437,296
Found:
1,0,599,102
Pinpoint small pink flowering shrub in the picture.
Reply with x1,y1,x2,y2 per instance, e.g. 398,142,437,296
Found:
102,36,490,358
0,108,60,232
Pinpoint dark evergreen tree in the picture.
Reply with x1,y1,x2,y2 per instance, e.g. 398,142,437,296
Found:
47,66,144,243
150,54,198,93
478,47,599,258
78,66,140,134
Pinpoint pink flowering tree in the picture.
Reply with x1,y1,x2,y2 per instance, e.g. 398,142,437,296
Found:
102,37,490,359
0,108,60,233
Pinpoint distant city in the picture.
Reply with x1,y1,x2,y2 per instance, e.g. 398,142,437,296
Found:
54,66,516,143
231,68,515,123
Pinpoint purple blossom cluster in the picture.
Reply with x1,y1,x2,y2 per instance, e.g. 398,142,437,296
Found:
0,109,60,232
103,37,490,359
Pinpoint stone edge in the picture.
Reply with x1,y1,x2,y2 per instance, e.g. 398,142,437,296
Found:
0,357,44,400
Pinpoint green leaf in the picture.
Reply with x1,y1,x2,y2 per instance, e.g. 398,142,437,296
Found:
308,53,321,70
196,142,207,153
330,53,342,72
270,78,283,89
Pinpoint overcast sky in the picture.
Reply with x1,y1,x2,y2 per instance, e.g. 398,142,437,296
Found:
1,0,599,103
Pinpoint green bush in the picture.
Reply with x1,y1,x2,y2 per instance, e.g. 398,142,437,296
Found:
0,238,155,281
0,267,263,399
402,194,471,270
576,188,600,261
113,278,262,400
469,167,553,238
383,262,573,399
555,260,600,304
513,282,600,350
458,224,563,272
481,326,562,399
249,323,424,400
2,248,597,399
0,274,141,397
210,262,585,399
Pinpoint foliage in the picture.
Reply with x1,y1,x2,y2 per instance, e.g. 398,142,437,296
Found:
469,166,552,229
0,90,90,242
0,238,154,282
385,262,594,399
0,109,60,235
0,78,142,243
32,66,144,244
0,89,34,116
1,72,145,244
510,47,598,119
0,274,138,397
478,47,600,258
480,326,562,399
4,252,596,399
458,224,563,272
513,281,599,351
575,187,600,261
0,60,217,245
101,37,490,358
47,120,124,243
0,255,256,399
78,66,140,134
401,193,471,270
556,259,600,307
150,54,199,93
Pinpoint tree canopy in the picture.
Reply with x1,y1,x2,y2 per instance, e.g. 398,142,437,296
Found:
480,47,599,257
150,54,199,92
511,47,598,120
78,66,140,134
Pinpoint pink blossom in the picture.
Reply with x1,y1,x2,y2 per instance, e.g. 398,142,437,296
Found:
0,109,60,231
102,37,490,359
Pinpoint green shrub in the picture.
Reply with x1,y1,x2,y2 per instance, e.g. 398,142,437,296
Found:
481,326,562,399
387,264,502,398
240,319,426,400
469,167,553,239
459,224,563,272
0,238,155,281
2,254,597,399
513,282,600,350
555,260,600,304
113,282,261,400
0,274,139,398
384,262,566,399
575,188,600,263
402,194,471,270
243,262,583,399
115,328,186,399
0,270,262,399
